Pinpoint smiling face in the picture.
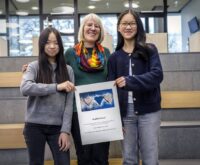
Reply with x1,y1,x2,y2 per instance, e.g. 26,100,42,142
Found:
83,19,101,47
118,13,137,41
44,32,60,63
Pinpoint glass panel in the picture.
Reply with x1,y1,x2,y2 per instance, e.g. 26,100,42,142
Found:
100,15,117,52
44,18,74,33
78,0,163,13
0,19,6,34
167,15,182,52
9,16,40,56
43,0,74,14
0,0,7,56
9,0,39,15
0,0,5,15
149,17,155,33
0,36,8,56
149,17,164,33
62,36,74,52
141,17,146,31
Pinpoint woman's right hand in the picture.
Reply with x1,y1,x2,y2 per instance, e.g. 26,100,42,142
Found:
58,132,71,151
114,76,126,88
22,64,28,73
57,81,75,92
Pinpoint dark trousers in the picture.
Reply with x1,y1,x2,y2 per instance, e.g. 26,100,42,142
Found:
23,123,70,165
71,112,110,165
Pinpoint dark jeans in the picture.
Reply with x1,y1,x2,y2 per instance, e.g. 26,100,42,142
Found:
23,123,70,165
71,112,110,165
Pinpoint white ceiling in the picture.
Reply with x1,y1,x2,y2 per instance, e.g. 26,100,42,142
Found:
0,0,191,15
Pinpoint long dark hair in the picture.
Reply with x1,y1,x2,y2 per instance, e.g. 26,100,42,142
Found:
37,27,69,83
116,9,151,60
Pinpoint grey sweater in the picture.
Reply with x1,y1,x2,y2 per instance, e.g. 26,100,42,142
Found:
20,61,74,134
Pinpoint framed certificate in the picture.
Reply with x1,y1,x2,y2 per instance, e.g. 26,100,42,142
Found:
75,81,123,145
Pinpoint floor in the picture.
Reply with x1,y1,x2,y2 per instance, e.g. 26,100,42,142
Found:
159,159,200,165
44,159,200,165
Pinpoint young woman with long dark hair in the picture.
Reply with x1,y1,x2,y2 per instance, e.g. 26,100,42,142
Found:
108,10,163,165
20,27,75,165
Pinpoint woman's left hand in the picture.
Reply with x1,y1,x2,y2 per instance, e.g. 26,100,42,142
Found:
58,132,71,151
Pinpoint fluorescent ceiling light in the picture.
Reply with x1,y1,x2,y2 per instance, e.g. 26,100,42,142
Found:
174,0,178,7
124,2,129,8
132,3,139,8
16,0,30,3
88,5,96,9
90,0,102,1
124,1,139,8
31,6,39,10
52,6,74,14
16,10,29,16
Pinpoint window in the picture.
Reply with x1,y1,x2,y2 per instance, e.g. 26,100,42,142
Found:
99,15,117,52
7,0,40,56
9,16,40,56
149,17,164,33
167,15,182,52
0,19,6,34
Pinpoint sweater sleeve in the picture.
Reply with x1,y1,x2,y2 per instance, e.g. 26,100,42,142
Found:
125,45,163,92
61,65,75,133
20,61,57,96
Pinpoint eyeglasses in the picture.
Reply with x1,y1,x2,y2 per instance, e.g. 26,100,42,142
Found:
120,22,137,28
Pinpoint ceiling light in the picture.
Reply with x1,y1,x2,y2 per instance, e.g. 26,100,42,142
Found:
90,0,102,1
132,3,139,8
31,6,38,10
88,5,96,9
124,2,129,8
174,0,178,7
106,2,109,7
0,10,3,14
52,6,74,14
124,1,139,8
16,10,29,16
16,0,30,3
